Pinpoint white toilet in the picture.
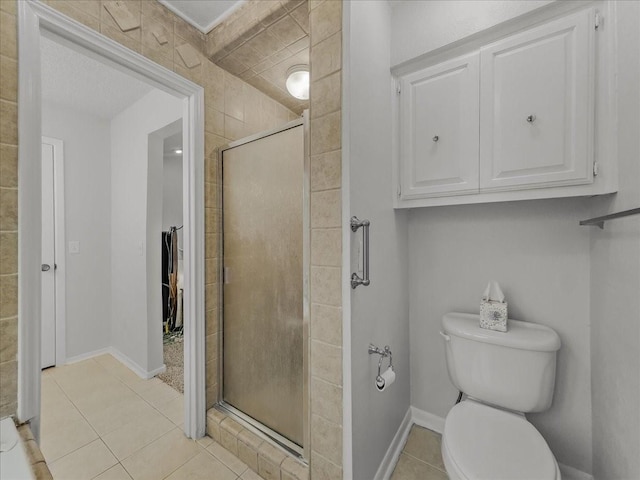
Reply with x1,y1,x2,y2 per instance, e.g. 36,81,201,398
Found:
440,312,562,480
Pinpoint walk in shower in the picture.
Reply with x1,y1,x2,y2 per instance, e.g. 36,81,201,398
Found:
218,117,309,456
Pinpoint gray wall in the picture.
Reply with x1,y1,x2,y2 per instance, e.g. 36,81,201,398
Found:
161,155,183,233
110,90,183,373
42,102,112,360
589,3,640,479
390,0,552,66
392,0,601,474
407,198,593,472
347,1,411,479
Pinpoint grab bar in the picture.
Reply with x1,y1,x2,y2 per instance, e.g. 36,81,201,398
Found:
351,216,370,289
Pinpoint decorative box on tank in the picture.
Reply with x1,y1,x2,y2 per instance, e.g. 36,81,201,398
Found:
480,281,508,332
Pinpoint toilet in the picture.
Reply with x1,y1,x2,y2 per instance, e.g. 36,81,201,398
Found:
440,312,562,480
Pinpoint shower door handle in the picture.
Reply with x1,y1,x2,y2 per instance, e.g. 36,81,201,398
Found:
351,216,370,289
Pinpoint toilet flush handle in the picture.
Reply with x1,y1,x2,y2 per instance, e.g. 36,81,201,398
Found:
439,331,450,342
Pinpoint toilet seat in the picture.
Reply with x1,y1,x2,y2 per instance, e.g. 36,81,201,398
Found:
442,400,560,480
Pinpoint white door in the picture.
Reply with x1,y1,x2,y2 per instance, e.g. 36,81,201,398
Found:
41,142,56,369
479,8,595,191
399,52,480,199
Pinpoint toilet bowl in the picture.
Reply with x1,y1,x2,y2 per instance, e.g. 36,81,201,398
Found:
441,400,561,480
440,313,562,480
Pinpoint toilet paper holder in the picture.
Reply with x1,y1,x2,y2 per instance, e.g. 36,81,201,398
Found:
368,344,393,380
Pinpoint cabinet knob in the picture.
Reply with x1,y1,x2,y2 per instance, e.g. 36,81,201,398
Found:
526,115,536,123
432,135,439,142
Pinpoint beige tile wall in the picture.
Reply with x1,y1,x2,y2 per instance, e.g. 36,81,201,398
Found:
205,0,310,114
0,0,19,419
308,1,343,478
206,409,310,480
18,423,54,479
1,2,345,477
0,0,296,419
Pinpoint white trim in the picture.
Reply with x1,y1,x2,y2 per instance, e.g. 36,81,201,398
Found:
63,347,111,365
41,136,66,368
341,1,353,478
157,0,247,34
410,406,445,434
17,0,43,426
373,408,413,480
182,86,206,439
403,407,594,480
18,0,205,440
63,347,166,379
558,463,594,480
371,407,444,480
108,347,166,380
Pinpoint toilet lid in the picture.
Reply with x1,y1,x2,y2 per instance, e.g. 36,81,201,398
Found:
443,401,558,480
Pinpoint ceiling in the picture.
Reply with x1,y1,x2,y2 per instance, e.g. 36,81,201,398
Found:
159,0,246,34
160,0,310,114
207,0,310,114
164,131,183,157
41,36,154,119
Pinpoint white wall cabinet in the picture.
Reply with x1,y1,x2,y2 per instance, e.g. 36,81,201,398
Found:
394,6,614,208
480,10,594,191
399,53,479,199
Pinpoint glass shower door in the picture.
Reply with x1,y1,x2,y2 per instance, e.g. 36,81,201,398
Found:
221,123,305,448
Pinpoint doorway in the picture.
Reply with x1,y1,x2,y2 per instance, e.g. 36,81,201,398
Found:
18,1,206,440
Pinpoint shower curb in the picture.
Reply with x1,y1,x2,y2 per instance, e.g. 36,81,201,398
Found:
206,408,309,480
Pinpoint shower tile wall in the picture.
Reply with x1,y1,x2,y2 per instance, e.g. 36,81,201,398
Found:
0,0,19,419
0,4,346,477
0,0,296,419
205,0,311,115
308,1,343,478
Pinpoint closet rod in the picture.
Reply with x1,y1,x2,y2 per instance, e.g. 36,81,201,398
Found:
579,207,640,229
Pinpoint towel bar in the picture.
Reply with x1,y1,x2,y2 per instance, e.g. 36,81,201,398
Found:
579,207,640,229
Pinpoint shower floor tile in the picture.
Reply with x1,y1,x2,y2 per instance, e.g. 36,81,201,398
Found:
390,426,447,480
40,355,250,480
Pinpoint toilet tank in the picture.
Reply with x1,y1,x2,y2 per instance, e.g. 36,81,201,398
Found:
441,313,561,413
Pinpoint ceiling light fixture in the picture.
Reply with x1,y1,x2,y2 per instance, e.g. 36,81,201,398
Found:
174,149,183,154
286,65,309,100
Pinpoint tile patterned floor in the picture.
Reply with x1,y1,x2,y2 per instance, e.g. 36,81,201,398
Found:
41,355,258,480
391,425,448,480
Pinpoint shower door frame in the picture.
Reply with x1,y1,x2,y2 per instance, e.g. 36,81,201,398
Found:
17,0,206,440
217,114,310,460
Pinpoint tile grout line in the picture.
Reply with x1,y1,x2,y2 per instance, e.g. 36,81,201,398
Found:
90,359,202,478
43,355,188,478
401,450,447,474
49,359,134,477
44,360,106,466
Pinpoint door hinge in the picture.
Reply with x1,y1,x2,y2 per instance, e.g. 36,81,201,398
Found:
397,183,402,197
593,161,599,177
595,12,601,30
396,83,401,95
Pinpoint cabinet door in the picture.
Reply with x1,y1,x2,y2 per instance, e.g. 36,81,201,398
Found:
400,53,479,199
480,9,594,191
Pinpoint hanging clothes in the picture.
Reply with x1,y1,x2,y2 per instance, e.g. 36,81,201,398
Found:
162,227,179,331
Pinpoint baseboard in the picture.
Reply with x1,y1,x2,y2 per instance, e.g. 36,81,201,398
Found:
64,346,165,380
373,407,413,480
64,347,111,365
108,347,166,380
559,462,594,480
410,406,445,434
405,407,593,480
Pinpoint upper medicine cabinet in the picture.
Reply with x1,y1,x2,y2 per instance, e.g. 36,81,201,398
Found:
394,6,617,209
